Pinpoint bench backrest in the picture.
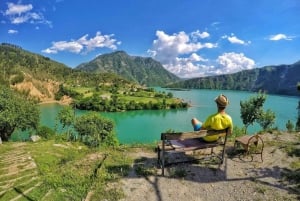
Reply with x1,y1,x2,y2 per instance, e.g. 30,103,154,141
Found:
161,128,230,141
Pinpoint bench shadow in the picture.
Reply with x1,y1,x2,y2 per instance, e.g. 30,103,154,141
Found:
118,147,300,201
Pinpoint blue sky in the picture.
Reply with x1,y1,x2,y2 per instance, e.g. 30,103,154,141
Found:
1,0,300,78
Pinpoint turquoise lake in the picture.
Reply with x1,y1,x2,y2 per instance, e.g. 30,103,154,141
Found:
18,89,299,144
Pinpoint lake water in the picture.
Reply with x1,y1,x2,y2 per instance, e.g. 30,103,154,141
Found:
15,89,299,144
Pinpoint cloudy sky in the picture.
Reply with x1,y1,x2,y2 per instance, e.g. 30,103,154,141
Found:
1,0,299,78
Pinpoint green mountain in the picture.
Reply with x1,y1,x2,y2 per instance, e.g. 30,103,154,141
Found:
166,62,300,96
0,43,134,101
76,51,180,86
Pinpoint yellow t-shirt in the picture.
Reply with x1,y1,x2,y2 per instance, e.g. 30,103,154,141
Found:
202,113,233,142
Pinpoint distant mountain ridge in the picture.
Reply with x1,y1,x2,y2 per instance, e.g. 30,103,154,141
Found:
1,43,299,97
166,62,300,96
76,51,180,86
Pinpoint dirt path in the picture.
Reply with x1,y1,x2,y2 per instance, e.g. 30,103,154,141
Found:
119,133,300,201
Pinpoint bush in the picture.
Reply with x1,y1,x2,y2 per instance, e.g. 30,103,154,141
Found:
10,73,24,85
74,112,118,147
286,120,294,132
229,126,246,140
36,126,56,139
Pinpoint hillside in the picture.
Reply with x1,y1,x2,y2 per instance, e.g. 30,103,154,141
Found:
166,62,300,96
76,51,180,86
0,43,136,103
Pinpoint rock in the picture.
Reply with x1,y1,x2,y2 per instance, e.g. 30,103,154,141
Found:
30,135,41,142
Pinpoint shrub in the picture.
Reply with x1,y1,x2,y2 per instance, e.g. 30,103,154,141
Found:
74,112,118,147
286,120,294,132
36,126,56,139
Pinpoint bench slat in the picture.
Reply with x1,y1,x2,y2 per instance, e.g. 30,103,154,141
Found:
161,129,227,140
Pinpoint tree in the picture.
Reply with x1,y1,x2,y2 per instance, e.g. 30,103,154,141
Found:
240,92,266,133
0,86,40,141
74,112,118,147
286,120,294,132
57,106,75,139
257,109,276,131
296,83,300,131
297,101,300,131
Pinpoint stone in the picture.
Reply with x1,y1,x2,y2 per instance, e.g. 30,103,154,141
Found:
30,135,41,142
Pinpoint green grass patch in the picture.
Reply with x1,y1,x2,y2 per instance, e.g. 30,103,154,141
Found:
25,141,132,201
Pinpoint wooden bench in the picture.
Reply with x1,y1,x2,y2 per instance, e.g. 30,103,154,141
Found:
157,128,230,176
234,134,264,162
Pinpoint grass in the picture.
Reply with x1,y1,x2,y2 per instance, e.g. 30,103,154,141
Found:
169,167,187,178
0,141,133,201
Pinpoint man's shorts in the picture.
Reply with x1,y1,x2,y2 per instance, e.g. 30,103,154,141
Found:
193,123,201,131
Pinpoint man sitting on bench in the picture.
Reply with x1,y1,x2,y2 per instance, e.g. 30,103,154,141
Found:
191,94,233,142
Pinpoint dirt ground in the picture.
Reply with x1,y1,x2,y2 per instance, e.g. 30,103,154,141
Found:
119,133,300,201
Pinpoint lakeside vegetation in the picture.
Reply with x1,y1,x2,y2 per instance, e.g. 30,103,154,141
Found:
56,84,188,112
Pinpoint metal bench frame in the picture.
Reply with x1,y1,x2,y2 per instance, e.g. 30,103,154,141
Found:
157,128,230,176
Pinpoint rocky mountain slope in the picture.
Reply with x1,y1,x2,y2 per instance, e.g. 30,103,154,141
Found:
167,61,300,96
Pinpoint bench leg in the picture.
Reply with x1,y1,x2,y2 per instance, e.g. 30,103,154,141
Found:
157,146,161,166
161,151,165,176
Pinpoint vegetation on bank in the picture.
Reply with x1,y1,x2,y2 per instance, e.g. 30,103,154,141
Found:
56,84,188,112
0,85,39,141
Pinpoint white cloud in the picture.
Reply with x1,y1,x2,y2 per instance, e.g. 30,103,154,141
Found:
191,30,210,41
5,3,33,15
217,52,255,74
8,29,18,34
149,30,255,78
148,30,217,77
223,34,250,45
3,2,51,26
269,33,293,41
42,32,120,54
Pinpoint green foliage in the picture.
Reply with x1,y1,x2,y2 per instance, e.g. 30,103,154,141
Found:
257,109,276,131
77,51,180,86
297,100,300,131
57,106,75,140
229,126,246,140
286,120,294,132
166,63,300,96
74,87,187,112
10,72,24,85
240,92,267,133
55,84,82,100
74,112,118,147
0,86,40,141
36,125,56,139
57,106,74,128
